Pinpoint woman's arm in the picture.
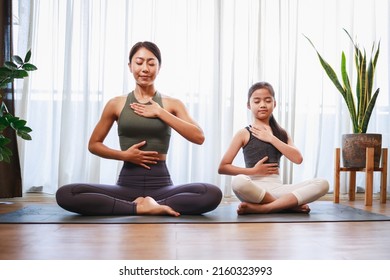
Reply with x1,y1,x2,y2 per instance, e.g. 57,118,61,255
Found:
88,97,159,168
88,97,123,160
130,97,205,144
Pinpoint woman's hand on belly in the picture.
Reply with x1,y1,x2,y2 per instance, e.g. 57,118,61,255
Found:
122,141,161,169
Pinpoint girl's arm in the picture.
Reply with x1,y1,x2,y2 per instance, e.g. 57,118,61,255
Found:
275,135,303,164
249,126,303,164
218,129,279,176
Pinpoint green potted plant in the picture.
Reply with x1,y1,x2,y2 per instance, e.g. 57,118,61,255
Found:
0,49,36,162
305,29,381,168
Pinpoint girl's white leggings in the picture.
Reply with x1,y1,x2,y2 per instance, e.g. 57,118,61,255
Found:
231,174,329,205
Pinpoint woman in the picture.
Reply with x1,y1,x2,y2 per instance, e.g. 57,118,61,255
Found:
56,41,222,216
218,81,329,214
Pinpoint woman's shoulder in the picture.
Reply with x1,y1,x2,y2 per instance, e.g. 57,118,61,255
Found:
159,92,185,108
103,94,127,115
107,94,127,105
159,92,179,102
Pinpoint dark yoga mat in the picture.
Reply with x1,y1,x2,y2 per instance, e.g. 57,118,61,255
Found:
0,201,389,224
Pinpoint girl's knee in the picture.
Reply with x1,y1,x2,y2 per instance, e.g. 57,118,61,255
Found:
231,175,265,203
316,178,330,195
231,174,251,192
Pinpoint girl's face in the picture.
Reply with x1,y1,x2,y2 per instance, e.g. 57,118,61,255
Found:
247,88,276,121
128,47,160,87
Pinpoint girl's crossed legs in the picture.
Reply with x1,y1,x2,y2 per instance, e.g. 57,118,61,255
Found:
231,174,329,214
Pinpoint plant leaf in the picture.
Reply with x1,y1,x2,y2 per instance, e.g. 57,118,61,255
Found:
303,35,346,97
357,50,367,128
22,63,38,71
0,136,11,145
17,126,33,133
4,61,18,70
0,77,12,88
340,52,358,132
24,50,32,63
17,131,32,140
12,55,24,66
360,88,380,133
305,30,380,134
0,147,11,162
14,69,29,78
0,67,12,76
10,119,27,129
366,41,380,101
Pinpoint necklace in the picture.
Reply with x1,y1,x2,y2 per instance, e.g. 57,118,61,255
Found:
134,90,155,103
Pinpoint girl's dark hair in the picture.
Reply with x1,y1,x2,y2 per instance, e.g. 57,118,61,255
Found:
128,41,162,66
247,82,288,143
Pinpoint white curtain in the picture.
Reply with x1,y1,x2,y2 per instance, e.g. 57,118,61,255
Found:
13,0,389,196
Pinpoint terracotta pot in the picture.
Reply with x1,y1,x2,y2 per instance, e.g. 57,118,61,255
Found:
341,133,382,168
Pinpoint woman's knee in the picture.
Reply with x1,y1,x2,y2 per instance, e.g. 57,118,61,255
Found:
179,183,222,214
205,183,223,204
55,184,71,203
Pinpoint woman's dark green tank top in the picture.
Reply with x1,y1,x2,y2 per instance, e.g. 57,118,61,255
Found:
117,91,171,153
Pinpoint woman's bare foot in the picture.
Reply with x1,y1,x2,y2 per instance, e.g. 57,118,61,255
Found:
135,197,180,217
237,202,270,215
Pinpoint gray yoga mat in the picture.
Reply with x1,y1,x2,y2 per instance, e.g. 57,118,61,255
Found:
0,201,389,224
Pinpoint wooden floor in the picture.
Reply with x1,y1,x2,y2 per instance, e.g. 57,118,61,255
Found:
0,193,389,260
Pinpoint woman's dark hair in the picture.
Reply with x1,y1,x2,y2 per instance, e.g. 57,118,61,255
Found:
247,82,288,143
128,41,162,66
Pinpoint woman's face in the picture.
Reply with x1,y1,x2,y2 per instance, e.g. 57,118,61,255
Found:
247,88,276,120
128,47,160,87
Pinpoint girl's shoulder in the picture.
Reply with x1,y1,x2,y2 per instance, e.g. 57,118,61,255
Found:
234,127,251,145
237,127,250,135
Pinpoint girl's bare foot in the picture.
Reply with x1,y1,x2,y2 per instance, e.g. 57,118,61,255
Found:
135,197,180,216
237,202,270,215
286,204,311,213
237,202,310,215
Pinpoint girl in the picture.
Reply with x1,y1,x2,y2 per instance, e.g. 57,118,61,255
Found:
218,82,329,214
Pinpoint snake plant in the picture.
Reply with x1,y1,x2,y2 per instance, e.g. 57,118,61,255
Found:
305,29,380,133
0,50,37,162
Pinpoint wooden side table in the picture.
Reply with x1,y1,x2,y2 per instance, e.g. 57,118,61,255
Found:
334,147,388,206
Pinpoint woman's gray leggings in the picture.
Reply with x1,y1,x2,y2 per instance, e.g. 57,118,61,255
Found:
56,161,222,215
